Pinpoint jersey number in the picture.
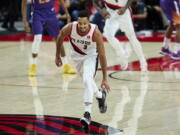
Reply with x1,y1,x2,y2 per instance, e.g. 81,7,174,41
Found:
83,45,87,50
38,0,50,4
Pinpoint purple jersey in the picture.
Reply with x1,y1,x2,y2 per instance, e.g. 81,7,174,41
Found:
32,0,54,10
160,0,180,24
31,0,59,37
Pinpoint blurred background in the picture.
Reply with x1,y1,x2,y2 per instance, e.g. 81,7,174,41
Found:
0,0,168,37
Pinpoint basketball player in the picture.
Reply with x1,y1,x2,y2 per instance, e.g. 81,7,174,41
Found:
55,10,110,130
22,0,76,76
160,0,180,60
93,0,148,71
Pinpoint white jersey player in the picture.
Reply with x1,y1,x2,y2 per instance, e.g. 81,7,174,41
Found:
93,0,148,71
55,10,110,131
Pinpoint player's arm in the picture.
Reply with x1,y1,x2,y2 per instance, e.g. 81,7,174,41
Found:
93,27,110,91
59,0,71,23
92,0,110,19
118,0,134,15
21,0,30,32
55,23,72,67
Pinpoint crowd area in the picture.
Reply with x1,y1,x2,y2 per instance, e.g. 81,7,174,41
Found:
0,0,168,33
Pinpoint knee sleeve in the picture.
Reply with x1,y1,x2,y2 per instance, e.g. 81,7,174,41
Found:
32,34,42,54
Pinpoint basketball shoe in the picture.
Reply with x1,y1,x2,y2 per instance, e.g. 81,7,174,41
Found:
120,56,128,70
140,59,148,72
62,64,77,74
28,64,37,76
171,51,180,60
80,112,91,131
120,60,128,70
96,89,107,113
160,47,172,56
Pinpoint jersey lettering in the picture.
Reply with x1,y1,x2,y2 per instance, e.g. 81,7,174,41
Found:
83,45,88,50
71,38,91,46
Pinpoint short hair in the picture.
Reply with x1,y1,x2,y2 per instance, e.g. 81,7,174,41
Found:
78,10,89,19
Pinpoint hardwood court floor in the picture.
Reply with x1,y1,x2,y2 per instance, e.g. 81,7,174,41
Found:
0,40,180,135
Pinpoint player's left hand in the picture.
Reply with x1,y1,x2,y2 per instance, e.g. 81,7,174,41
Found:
22,20,31,33
101,79,111,92
117,7,126,15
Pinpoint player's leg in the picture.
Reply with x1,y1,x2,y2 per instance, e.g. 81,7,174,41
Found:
170,0,180,60
160,0,175,56
160,24,174,55
120,9,147,71
46,18,76,74
103,14,128,70
172,23,180,60
29,17,43,76
80,56,107,129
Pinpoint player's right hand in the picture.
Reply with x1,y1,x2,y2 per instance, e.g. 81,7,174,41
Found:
23,20,31,33
55,56,63,67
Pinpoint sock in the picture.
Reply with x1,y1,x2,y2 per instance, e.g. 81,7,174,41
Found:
173,43,180,53
32,35,42,54
30,56,38,65
61,56,68,65
92,80,102,99
95,90,102,99
162,37,171,49
84,103,92,113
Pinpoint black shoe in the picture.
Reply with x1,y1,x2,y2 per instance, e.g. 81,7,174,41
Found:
96,89,107,113
80,112,91,132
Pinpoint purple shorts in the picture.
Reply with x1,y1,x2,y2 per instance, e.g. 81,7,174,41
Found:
32,9,59,37
160,0,180,24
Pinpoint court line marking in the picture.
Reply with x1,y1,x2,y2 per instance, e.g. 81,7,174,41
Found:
109,71,180,84
0,83,180,92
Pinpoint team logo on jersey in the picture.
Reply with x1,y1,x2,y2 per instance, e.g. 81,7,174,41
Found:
87,35,90,39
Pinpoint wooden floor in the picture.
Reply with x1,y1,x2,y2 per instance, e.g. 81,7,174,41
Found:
0,40,180,135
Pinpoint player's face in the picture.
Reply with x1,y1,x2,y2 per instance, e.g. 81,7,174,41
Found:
77,17,89,33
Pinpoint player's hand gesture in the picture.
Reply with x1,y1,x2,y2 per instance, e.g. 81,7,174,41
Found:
101,79,111,92
55,56,63,67
101,8,110,19
117,7,126,15
22,20,30,33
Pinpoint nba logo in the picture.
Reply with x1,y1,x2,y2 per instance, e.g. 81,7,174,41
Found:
87,35,90,39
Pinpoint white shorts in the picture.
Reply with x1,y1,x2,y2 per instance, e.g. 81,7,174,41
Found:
103,8,135,37
71,53,98,77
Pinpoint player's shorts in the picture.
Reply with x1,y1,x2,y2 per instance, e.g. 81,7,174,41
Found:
160,0,180,24
32,9,59,37
71,53,98,77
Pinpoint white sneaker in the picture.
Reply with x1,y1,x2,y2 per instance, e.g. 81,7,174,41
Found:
140,63,148,76
120,60,128,70
140,59,148,71
120,55,129,70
